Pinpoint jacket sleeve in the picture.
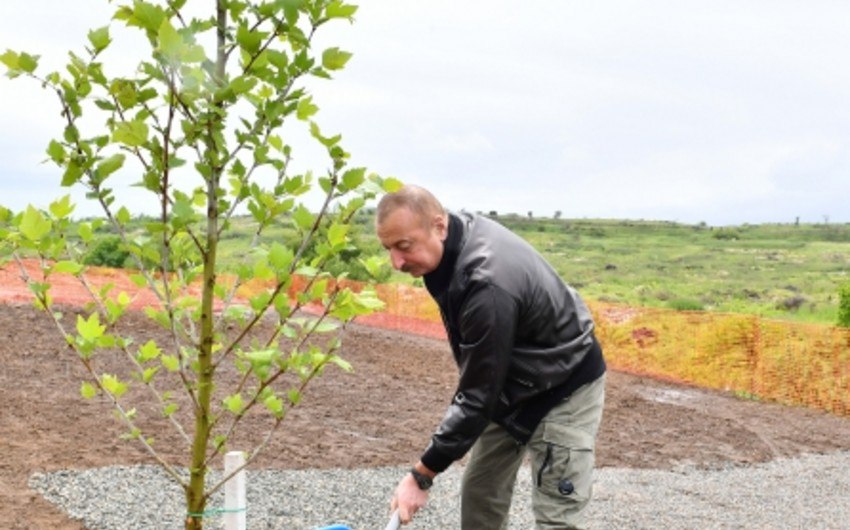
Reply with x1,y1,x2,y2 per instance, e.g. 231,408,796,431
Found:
420,280,517,473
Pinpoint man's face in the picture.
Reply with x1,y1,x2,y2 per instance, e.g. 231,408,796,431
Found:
377,207,447,277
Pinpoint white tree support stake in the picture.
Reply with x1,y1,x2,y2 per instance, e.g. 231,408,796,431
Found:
224,451,247,530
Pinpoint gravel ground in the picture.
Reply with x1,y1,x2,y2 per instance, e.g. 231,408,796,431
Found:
30,450,850,530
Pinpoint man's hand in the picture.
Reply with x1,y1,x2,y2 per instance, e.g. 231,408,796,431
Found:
390,472,430,525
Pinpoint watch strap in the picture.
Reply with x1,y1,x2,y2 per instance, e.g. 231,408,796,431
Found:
409,467,433,490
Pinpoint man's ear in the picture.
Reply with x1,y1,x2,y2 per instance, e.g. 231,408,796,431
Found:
433,214,448,241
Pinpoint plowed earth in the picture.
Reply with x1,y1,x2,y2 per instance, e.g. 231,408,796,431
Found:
2,263,850,529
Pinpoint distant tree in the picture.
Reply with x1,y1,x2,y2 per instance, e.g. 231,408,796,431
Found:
554,210,562,220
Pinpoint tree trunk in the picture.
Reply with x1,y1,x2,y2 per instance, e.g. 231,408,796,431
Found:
184,3,228,528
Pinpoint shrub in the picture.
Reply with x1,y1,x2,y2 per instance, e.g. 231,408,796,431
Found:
838,283,850,327
712,228,741,240
778,295,806,312
668,298,704,311
83,236,130,268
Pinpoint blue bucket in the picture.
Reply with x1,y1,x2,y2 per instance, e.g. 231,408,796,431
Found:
314,526,352,530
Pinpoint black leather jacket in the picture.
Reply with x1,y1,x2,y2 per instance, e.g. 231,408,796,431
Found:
421,212,605,473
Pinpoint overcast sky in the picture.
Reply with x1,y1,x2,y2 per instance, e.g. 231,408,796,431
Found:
1,1,849,226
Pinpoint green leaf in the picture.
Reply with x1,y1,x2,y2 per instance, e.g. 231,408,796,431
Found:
382,177,404,192
263,394,285,418
17,52,39,73
313,320,340,333
353,287,385,311
142,366,159,384
250,290,272,312
96,154,126,180
117,291,131,307
230,75,257,95
119,427,142,441
110,79,138,108
172,196,196,225
53,261,83,275
49,195,75,219
88,26,112,53
296,96,318,120
310,279,328,301
326,1,358,19
80,382,98,399
360,255,389,279
321,47,352,71
309,121,341,147
77,313,105,342
245,348,279,366
113,120,148,147
157,19,183,60
327,223,348,247
330,355,353,372
78,222,93,243
236,23,265,55
123,0,167,34
341,167,365,189
46,140,65,164
291,204,314,231
223,393,244,414
268,242,294,271
116,206,131,225
101,374,128,397
161,354,180,372
19,205,52,242
129,273,147,288
253,259,275,281
0,50,20,71
137,340,161,362
61,161,84,187
162,403,178,417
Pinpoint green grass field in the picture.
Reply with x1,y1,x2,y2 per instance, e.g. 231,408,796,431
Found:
78,212,850,326
493,216,850,325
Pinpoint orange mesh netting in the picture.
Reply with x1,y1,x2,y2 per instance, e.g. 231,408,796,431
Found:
370,282,850,416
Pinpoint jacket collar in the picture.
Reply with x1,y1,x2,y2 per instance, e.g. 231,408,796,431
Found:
424,212,463,298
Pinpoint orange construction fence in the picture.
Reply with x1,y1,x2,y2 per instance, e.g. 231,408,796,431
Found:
366,281,850,417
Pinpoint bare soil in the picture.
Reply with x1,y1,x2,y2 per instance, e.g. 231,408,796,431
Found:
2,283,850,528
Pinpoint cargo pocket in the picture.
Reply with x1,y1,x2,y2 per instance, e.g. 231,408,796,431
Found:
533,421,595,507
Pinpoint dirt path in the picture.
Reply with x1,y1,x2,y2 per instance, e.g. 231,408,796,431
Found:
2,284,850,528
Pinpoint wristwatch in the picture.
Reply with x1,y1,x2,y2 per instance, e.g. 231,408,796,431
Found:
409,468,433,491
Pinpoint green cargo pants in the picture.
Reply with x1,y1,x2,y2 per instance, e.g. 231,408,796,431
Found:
460,374,606,530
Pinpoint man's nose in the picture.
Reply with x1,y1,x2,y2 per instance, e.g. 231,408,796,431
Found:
389,249,405,270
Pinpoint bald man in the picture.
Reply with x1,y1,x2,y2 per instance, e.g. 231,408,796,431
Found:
376,185,606,529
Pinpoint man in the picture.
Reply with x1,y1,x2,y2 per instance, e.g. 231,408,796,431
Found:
376,185,606,529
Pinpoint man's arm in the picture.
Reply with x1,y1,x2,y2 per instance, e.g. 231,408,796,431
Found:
420,280,518,472
392,281,518,523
